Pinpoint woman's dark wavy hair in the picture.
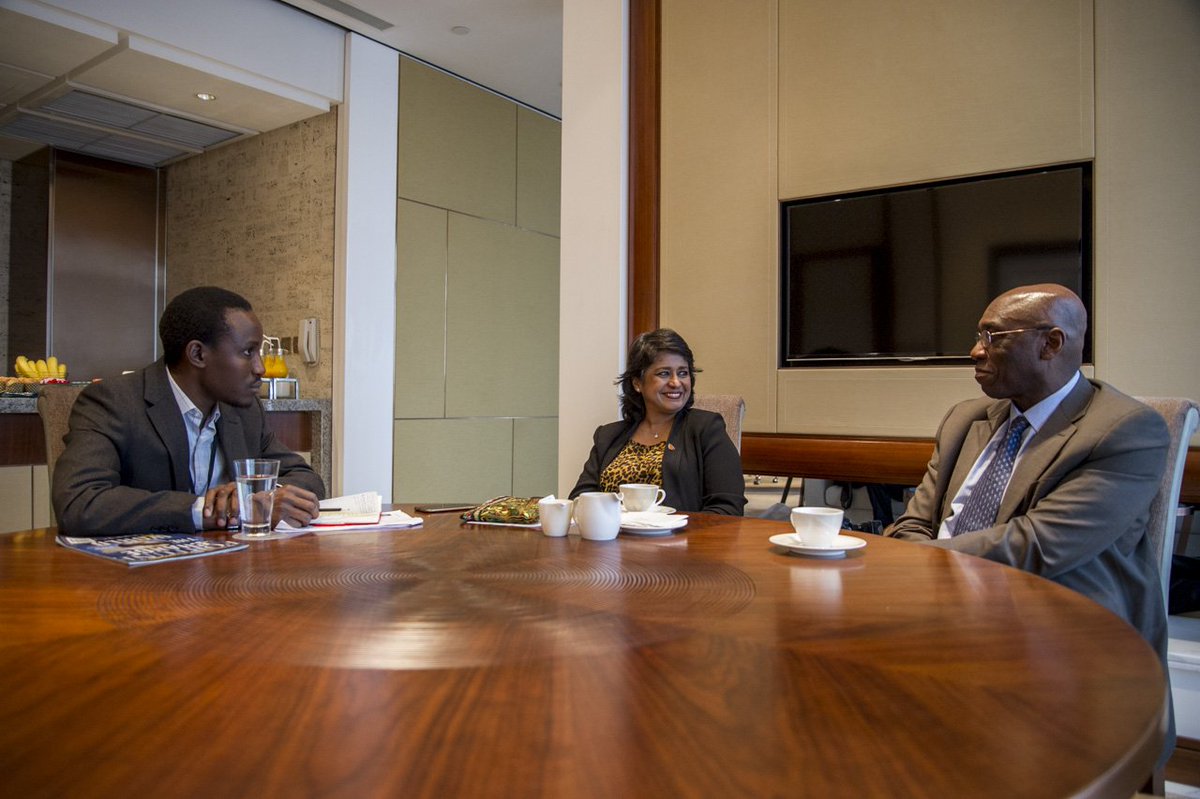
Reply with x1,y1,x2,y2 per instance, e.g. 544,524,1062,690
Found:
617,328,701,422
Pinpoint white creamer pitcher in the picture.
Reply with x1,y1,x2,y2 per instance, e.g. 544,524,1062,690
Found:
574,492,621,541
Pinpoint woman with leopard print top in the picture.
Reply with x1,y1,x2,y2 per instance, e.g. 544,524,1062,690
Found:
569,329,746,515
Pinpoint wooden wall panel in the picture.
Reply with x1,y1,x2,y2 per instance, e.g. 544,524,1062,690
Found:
628,0,660,341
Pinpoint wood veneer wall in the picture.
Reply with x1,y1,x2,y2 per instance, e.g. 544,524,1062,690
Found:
628,0,659,341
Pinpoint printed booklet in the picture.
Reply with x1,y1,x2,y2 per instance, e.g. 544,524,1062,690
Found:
56,533,248,567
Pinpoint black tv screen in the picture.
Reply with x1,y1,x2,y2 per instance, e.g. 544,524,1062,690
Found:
781,163,1091,366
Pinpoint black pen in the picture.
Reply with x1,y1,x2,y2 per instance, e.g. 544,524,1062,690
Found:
320,507,342,512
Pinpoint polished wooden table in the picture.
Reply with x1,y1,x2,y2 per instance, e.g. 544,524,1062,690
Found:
0,513,1166,798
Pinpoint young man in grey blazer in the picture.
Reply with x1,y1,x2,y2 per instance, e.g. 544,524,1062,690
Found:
53,287,324,536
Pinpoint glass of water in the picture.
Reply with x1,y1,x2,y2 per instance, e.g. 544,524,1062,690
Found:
233,459,280,537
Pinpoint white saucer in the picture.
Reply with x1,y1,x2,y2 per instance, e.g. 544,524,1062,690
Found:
620,512,688,536
620,504,675,515
769,533,865,558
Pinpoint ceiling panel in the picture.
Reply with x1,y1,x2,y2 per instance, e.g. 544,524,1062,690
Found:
0,7,117,76
0,62,52,106
0,4,334,167
75,45,328,133
282,0,563,117
0,0,562,171
0,108,197,166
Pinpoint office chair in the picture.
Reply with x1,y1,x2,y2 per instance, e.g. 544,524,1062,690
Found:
691,393,745,453
1135,397,1200,608
37,384,86,487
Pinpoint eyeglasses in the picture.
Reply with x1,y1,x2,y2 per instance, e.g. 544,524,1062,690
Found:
974,327,1053,347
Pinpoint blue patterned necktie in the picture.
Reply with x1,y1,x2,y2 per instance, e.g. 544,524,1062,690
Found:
953,416,1030,536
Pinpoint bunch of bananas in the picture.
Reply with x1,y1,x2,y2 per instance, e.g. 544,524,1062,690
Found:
14,355,67,380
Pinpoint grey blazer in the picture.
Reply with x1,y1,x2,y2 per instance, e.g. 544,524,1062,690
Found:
888,378,1170,662
53,361,324,536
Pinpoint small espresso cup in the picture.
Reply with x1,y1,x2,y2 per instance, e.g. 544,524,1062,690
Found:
538,497,574,537
618,483,666,512
790,506,843,548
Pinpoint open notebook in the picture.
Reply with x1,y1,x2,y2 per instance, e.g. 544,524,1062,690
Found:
270,492,423,536
312,491,383,525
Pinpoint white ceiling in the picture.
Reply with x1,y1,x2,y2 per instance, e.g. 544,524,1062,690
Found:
0,0,561,166
282,0,563,117
0,2,335,164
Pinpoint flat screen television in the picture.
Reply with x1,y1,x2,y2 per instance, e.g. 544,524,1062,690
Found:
780,163,1091,366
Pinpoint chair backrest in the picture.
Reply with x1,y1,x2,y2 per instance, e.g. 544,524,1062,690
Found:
1135,396,1200,607
37,384,86,485
692,394,746,453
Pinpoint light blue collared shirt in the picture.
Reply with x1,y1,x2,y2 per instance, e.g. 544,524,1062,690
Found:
939,371,1082,538
166,369,227,530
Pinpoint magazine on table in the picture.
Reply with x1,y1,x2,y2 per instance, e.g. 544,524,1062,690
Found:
56,533,247,567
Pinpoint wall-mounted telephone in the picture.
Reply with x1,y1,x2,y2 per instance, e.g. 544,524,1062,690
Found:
300,318,320,365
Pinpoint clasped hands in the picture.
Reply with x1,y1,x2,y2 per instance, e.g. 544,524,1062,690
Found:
200,482,321,531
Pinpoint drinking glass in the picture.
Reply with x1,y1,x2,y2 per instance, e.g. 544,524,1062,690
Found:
234,459,280,537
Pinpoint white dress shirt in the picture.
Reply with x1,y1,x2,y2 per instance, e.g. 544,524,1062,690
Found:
939,371,1082,538
166,369,227,530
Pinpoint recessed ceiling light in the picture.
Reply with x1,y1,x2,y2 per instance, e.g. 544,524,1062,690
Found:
195,92,217,102
451,25,470,35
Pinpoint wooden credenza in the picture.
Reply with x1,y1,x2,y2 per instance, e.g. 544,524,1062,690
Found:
741,432,1200,504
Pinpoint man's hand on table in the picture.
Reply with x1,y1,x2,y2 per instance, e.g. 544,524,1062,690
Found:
272,484,321,529
201,482,241,530
200,482,321,531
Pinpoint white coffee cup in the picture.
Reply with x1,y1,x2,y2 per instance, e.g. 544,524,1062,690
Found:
538,497,574,537
618,483,666,512
790,506,843,548
575,492,621,541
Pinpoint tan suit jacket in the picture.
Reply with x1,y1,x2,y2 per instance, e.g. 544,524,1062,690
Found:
888,378,1170,662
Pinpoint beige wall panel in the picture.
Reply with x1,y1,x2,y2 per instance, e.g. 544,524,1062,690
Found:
778,0,1094,199
398,58,517,225
165,111,337,396
780,366,987,437
0,465,32,533
445,214,559,418
1093,0,1200,405
780,364,1095,437
660,0,778,433
513,417,558,497
517,109,562,237
395,199,448,418
393,418,513,503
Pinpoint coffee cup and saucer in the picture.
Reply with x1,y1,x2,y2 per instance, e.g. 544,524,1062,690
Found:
613,484,684,536
769,507,866,558
617,483,674,515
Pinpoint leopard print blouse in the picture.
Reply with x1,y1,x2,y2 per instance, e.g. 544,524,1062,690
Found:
599,439,667,492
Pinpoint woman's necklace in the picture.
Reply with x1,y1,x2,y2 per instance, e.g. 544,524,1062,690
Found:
643,417,673,440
